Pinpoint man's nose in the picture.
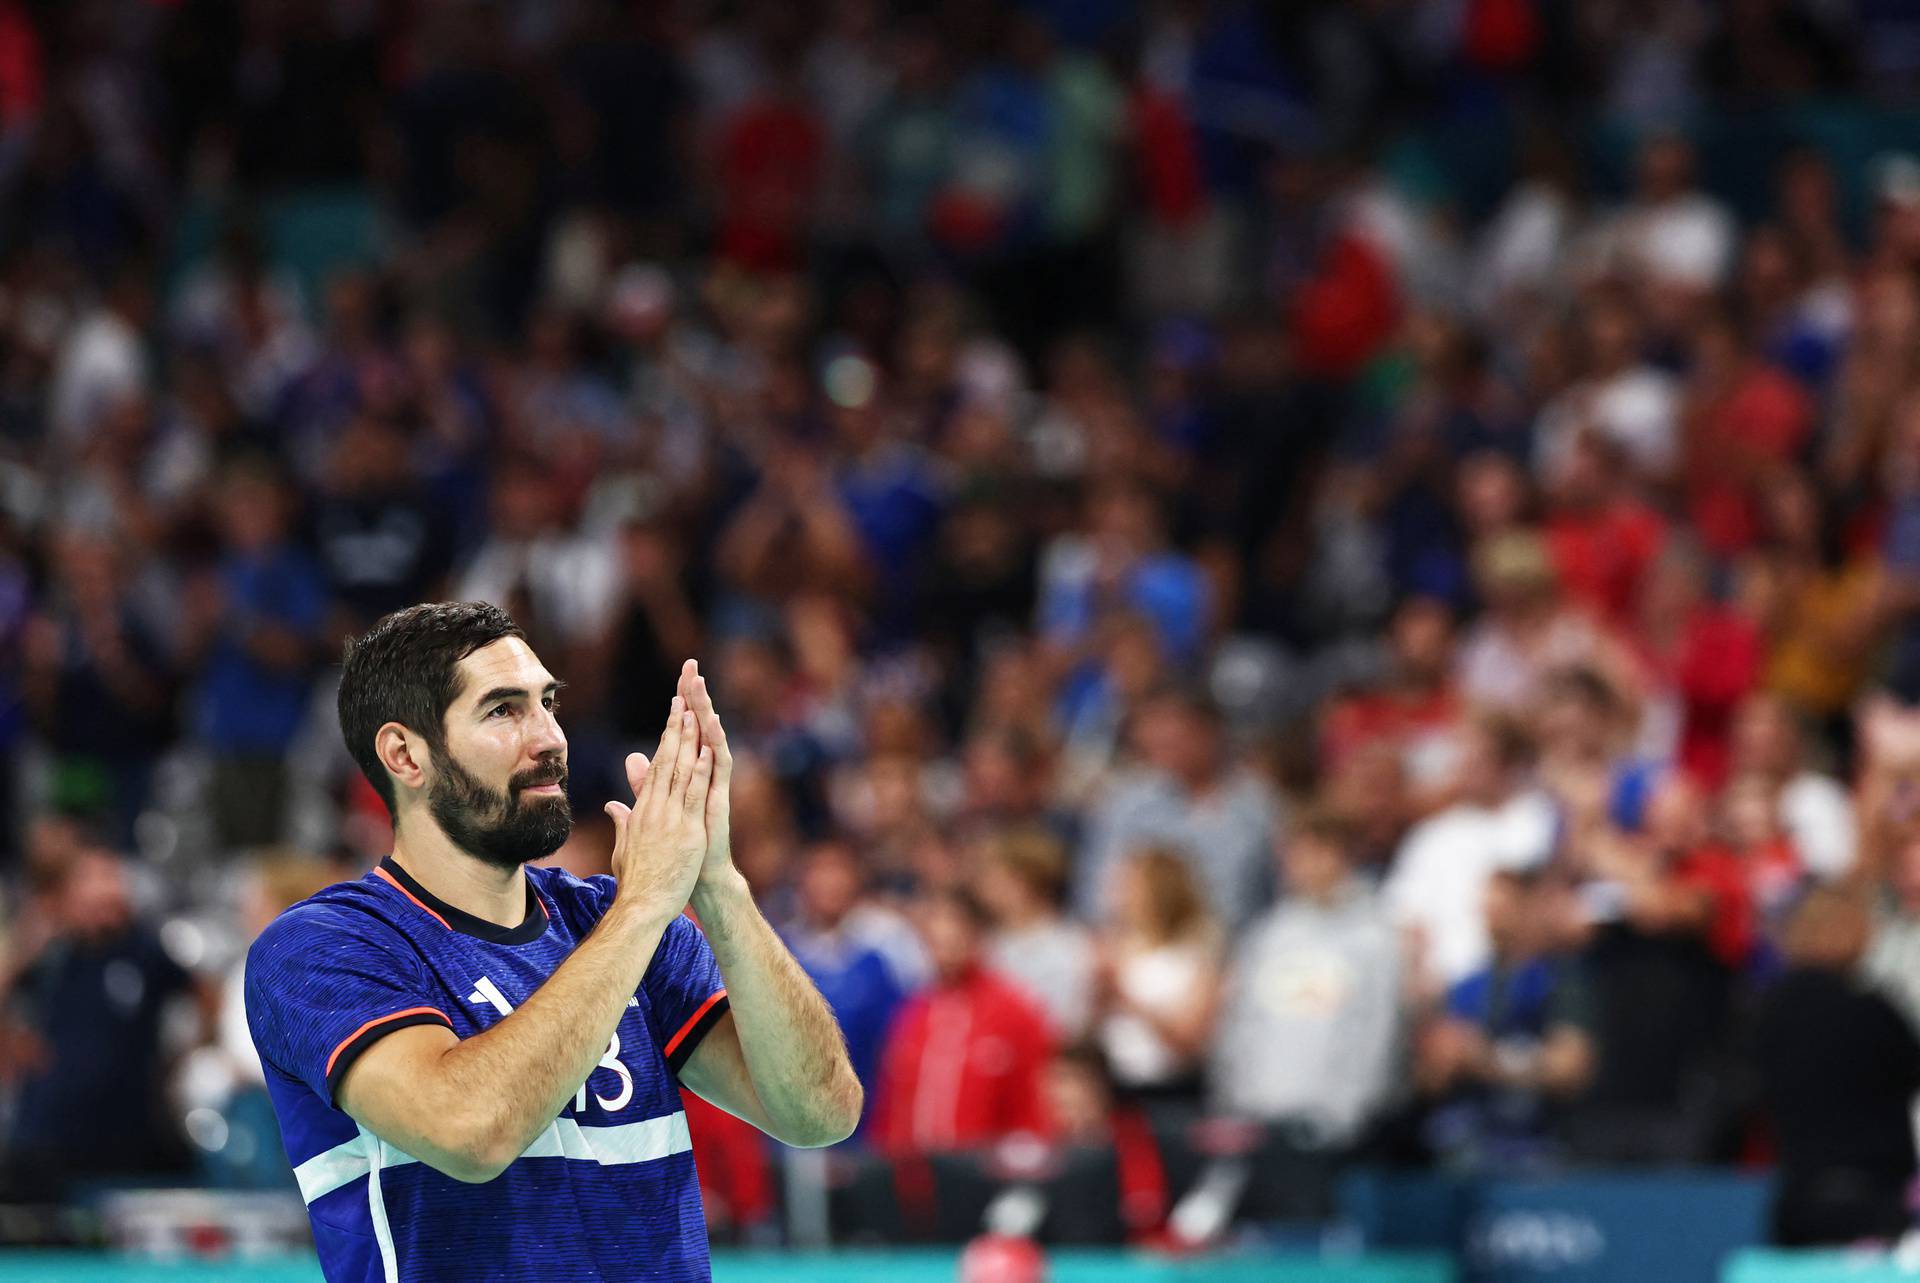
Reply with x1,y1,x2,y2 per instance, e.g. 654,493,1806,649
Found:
527,703,568,757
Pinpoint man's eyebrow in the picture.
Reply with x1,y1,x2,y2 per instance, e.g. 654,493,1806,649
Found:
472,679,567,708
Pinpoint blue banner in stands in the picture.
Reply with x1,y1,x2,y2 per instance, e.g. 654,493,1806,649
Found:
1342,1170,1773,1283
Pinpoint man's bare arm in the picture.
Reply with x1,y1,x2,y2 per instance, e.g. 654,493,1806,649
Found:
675,664,861,1147
337,897,679,1181
337,696,714,1182
681,871,863,1147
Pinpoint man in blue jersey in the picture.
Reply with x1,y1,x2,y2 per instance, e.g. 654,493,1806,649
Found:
245,601,861,1281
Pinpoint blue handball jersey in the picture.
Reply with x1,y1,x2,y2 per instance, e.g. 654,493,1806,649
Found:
244,856,730,1283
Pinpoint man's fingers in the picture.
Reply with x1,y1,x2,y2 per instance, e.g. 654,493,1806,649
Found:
670,704,700,796
685,743,713,813
692,673,733,792
625,752,649,798
603,799,631,862
643,696,685,819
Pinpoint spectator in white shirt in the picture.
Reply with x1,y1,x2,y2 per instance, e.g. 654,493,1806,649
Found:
1386,711,1558,996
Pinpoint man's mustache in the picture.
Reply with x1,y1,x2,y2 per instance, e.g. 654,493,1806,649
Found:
510,762,569,795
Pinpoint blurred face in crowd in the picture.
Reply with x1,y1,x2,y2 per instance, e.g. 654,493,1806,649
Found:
1130,696,1217,786
716,636,784,722
218,469,291,553
324,273,376,346
1644,774,1709,855
1740,229,1801,320
1103,617,1166,702
1044,1054,1112,1144
1761,471,1822,552
786,594,854,686
403,314,458,382
1484,871,1538,957
53,528,121,611
1732,695,1800,778
974,847,1026,924
1638,136,1695,203
329,415,410,494
1548,432,1621,511
941,502,1020,579
974,830,1065,926
619,521,678,592
1108,857,1152,935
1390,596,1453,683
1453,721,1517,808
1778,152,1837,237
59,848,133,945
423,637,571,870
492,468,556,540
1582,302,1640,377
799,842,863,930
962,735,1032,816
1324,745,1408,855
1641,542,1707,623
1282,830,1350,905
1858,268,1920,349
1720,773,1780,851
725,757,793,892
921,895,983,983
528,310,577,369
1455,452,1527,539
1536,673,1620,762
1893,838,1920,916
862,754,927,837
1879,192,1920,265
1107,850,1205,945
1089,486,1160,567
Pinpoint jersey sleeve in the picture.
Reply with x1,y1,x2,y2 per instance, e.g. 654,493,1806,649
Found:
645,914,730,1076
244,902,454,1106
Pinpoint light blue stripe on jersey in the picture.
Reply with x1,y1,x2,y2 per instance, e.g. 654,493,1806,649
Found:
294,1110,694,1205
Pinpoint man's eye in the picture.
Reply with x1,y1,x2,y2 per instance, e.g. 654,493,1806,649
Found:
491,704,512,717
544,696,560,712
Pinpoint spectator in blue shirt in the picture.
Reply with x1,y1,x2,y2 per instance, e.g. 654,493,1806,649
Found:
783,840,919,1130
1416,869,1597,1172
183,459,327,852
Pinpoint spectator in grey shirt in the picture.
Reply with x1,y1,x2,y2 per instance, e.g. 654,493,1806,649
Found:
979,826,1097,1042
1076,686,1280,932
1210,807,1405,1146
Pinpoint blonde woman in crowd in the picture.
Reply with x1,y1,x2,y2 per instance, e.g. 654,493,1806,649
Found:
1093,847,1223,1106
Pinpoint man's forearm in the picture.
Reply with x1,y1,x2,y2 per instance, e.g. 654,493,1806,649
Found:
429,899,674,1171
690,870,862,1144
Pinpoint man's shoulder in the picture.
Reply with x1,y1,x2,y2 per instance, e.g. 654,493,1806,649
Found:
248,874,412,967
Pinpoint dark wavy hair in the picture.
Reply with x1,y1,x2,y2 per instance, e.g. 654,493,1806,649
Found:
337,601,524,815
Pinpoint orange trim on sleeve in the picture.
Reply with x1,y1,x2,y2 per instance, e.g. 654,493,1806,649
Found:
372,866,453,931
324,1006,451,1079
663,989,728,1059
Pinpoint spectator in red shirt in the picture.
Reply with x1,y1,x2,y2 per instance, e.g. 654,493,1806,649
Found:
871,887,1055,1154
1634,537,1765,792
1542,431,1668,630
1320,594,1463,798
1681,312,1815,559
1599,773,1756,972
715,53,826,273
1719,771,1806,941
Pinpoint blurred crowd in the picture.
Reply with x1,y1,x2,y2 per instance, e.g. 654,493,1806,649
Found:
8,0,1920,1253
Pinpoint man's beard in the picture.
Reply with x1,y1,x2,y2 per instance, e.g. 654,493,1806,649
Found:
427,749,573,871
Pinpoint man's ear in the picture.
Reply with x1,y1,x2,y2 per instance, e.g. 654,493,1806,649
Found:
376,722,429,796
